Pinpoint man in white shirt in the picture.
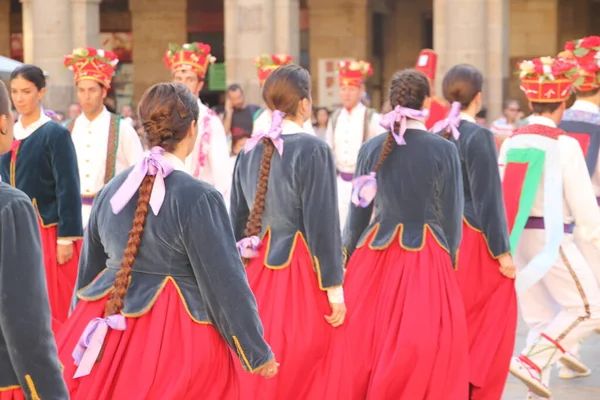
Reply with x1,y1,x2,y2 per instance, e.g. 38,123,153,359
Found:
325,60,386,230
64,47,144,228
164,42,231,205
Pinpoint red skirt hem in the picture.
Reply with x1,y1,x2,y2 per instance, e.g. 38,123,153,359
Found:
0,388,25,400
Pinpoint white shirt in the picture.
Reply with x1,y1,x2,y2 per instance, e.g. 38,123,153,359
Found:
14,108,51,140
163,152,187,172
325,102,387,173
71,107,144,227
253,109,315,136
460,113,477,123
185,100,231,198
499,115,600,247
569,99,600,197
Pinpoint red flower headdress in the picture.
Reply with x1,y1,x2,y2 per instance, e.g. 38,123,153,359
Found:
517,56,579,102
163,42,216,78
63,47,119,88
254,54,293,85
337,60,373,88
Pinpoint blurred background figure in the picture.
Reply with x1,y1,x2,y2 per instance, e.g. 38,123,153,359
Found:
475,106,487,126
313,106,329,140
490,99,520,140
120,104,134,125
223,83,260,155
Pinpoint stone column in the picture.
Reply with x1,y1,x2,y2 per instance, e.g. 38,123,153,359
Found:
21,0,74,112
130,0,186,104
486,0,508,121
0,0,10,58
71,0,101,49
224,0,300,105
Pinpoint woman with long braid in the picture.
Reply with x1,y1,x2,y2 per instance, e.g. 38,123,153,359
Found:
56,82,276,399
230,64,348,399
343,69,469,399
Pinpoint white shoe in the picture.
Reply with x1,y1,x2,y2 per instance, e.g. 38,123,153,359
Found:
558,352,590,375
510,356,552,398
558,363,592,379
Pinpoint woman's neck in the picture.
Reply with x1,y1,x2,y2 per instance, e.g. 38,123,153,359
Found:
21,107,41,128
286,116,305,126
462,103,479,119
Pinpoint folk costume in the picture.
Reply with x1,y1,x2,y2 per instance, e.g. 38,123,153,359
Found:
0,110,83,324
433,103,517,399
343,107,469,399
0,180,69,400
503,57,600,399
164,43,231,198
325,60,386,230
252,54,315,135
415,49,450,129
56,148,273,399
230,114,348,399
64,47,144,229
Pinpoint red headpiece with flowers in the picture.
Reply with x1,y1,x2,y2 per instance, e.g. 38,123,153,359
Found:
337,60,373,88
64,47,119,89
517,56,579,103
254,54,293,86
559,36,600,92
163,42,216,78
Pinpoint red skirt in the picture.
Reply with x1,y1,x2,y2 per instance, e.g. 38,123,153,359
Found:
0,388,25,400
56,281,239,400
39,222,82,324
236,232,350,400
344,229,469,400
456,222,517,399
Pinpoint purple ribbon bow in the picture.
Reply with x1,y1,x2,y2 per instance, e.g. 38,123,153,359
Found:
431,101,462,140
236,236,261,258
244,110,285,156
110,146,174,216
380,105,430,145
72,314,127,378
351,172,378,207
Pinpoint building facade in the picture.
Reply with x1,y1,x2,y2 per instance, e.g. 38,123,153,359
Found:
0,0,598,120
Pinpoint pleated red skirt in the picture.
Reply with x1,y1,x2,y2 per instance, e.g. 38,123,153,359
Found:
56,281,239,400
456,222,517,400
236,232,350,400
39,222,82,324
344,229,469,400
0,388,25,400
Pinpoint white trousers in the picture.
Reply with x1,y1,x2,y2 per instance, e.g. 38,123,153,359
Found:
337,176,353,232
574,224,600,285
514,230,600,374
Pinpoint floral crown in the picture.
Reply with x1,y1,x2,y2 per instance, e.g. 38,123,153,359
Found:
253,54,293,69
559,36,600,91
163,42,216,77
337,60,374,76
63,47,119,68
517,56,578,103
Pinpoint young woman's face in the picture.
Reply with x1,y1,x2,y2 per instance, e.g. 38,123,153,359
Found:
316,109,329,125
10,77,44,116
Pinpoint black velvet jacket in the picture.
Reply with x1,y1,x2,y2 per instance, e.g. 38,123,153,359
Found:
73,165,273,372
230,132,344,290
437,120,510,258
0,121,83,239
343,129,464,267
0,183,68,399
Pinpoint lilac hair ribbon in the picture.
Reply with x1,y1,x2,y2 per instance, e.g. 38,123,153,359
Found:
380,105,430,145
44,109,58,119
236,236,261,259
432,101,462,140
72,314,126,378
110,146,174,216
244,110,285,156
351,172,378,207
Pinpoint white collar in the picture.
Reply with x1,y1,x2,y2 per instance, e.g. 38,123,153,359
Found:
571,99,600,114
281,119,307,135
459,112,476,123
528,115,557,128
405,119,427,131
14,108,51,140
343,102,366,115
80,106,109,124
163,152,187,172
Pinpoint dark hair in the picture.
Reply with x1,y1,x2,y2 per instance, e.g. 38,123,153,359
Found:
0,81,9,117
369,69,431,174
227,83,243,93
241,64,310,264
531,101,562,115
442,64,483,109
504,99,520,110
476,106,487,119
315,106,329,115
10,64,46,90
575,87,600,98
104,82,199,317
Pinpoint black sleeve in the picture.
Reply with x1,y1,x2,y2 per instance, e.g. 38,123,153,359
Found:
300,144,344,288
342,144,374,264
184,190,273,372
439,144,464,267
50,126,83,239
0,198,69,399
229,153,250,241
464,128,511,257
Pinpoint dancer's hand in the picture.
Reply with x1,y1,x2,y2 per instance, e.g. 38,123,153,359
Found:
498,254,516,279
255,359,279,379
57,243,74,265
325,302,347,327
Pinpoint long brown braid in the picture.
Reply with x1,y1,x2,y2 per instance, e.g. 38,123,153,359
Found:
241,64,311,264
103,82,199,316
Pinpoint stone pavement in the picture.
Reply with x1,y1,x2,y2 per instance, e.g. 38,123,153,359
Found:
502,317,600,399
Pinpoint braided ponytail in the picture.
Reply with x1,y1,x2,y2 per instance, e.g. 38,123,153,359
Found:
104,175,155,316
